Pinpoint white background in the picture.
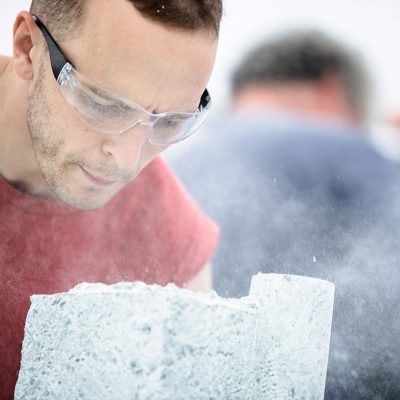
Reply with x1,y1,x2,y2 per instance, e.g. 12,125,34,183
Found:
2,0,400,116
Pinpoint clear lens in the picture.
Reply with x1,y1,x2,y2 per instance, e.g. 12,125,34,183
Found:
150,110,210,145
57,63,211,145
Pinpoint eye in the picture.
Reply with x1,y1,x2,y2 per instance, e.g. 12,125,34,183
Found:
85,92,135,117
79,82,124,109
157,117,185,132
88,90,121,108
165,120,178,129
85,98,110,110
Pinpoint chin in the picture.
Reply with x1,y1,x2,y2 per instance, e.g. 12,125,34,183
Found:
53,187,117,211
65,197,111,211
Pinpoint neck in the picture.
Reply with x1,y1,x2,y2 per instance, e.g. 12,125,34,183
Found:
0,56,47,194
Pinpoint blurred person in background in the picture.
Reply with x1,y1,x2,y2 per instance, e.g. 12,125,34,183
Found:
167,30,400,399
231,29,370,127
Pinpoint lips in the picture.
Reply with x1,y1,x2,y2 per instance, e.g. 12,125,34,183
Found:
79,166,118,187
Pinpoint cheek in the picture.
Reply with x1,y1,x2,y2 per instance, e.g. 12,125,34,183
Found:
42,78,91,145
31,131,65,160
47,110,102,160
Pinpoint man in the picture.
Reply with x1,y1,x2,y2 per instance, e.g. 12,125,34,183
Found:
168,31,400,399
0,0,222,397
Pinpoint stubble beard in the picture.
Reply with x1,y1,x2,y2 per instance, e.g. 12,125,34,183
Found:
25,61,101,210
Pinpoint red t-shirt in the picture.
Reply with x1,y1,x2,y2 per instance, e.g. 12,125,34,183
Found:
0,157,219,399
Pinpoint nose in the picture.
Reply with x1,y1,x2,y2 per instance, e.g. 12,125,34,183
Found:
100,125,148,171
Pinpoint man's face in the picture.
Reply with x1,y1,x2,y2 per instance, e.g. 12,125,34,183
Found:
27,0,217,210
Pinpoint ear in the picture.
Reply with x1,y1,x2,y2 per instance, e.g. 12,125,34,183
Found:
13,11,41,81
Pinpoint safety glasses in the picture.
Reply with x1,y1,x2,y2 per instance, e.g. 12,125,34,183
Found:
32,15,212,146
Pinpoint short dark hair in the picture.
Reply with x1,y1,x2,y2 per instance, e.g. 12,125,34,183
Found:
232,30,371,120
30,0,223,40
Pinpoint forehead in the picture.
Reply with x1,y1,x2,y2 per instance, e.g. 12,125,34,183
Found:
62,0,217,110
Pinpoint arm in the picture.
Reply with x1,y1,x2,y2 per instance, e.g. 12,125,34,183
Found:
184,263,212,293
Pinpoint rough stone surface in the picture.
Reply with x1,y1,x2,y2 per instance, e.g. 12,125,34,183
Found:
250,274,335,399
15,274,334,399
